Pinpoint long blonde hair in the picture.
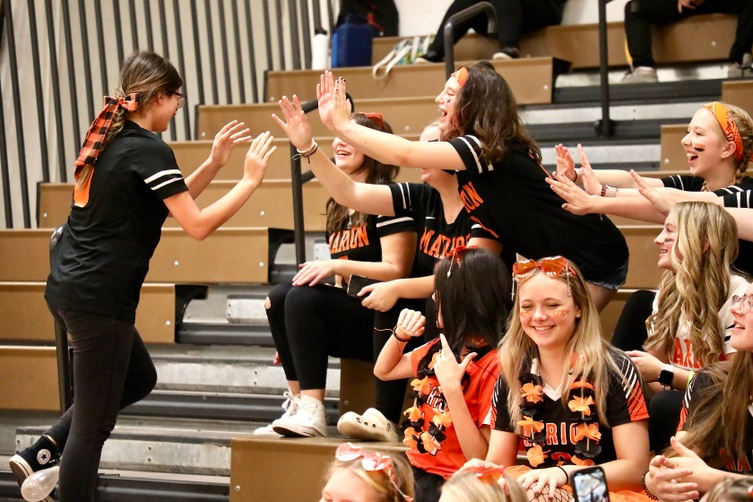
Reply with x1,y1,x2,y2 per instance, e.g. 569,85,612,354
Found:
727,103,753,183
324,448,414,502
440,470,527,502
644,202,739,367
499,259,619,428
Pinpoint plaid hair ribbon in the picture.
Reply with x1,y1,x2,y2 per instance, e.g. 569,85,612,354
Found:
703,101,744,162
74,93,140,179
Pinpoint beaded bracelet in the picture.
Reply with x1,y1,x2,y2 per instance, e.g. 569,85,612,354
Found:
642,470,659,500
293,141,319,163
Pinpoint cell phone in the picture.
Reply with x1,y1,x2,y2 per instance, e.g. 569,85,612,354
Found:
571,466,609,502
346,275,379,297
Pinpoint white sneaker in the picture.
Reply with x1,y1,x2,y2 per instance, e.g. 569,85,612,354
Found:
620,66,658,84
337,408,399,442
272,395,327,437
253,391,299,437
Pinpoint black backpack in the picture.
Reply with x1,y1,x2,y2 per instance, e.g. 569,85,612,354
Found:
335,0,399,37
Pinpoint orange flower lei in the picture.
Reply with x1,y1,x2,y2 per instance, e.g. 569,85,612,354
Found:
402,346,452,455
518,358,601,467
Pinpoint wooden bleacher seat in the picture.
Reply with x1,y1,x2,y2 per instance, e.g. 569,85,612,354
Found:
723,80,753,113
373,13,738,71
197,96,440,141
623,225,662,290
0,346,59,411
230,436,407,502
600,288,640,341
266,58,561,105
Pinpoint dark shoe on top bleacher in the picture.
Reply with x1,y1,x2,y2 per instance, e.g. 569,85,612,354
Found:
9,435,59,501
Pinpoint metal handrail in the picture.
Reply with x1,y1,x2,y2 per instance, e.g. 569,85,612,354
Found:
597,0,615,137
443,2,497,80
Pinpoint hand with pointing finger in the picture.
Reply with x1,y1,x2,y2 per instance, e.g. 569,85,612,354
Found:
433,333,476,393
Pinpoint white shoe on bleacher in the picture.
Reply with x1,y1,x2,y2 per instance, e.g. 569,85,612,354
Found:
253,391,299,437
272,395,327,437
620,66,658,84
337,408,399,442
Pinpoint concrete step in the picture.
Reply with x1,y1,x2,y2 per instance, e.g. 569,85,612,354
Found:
13,416,344,478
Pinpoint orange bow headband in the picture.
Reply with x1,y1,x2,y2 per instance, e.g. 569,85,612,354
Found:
362,112,384,130
703,102,744,163
451,66,468,86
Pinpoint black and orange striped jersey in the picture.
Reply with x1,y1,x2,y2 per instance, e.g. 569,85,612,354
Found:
45,120,188,322
492,349,649,468
389,182,479,277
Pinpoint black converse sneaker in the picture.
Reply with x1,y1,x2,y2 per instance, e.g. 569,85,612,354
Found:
9,435,60,490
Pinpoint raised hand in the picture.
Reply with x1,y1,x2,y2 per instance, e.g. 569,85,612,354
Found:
433,333,475,392
577,145,602,196
317,70,351,133
209,120,253,168
271,95,314,151
243,131,276,185
631,169,674,216
394,309,426,340
547,172,599,216
555,144,576,182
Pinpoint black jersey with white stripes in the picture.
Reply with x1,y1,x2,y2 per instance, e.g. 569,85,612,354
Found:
46,120,188,322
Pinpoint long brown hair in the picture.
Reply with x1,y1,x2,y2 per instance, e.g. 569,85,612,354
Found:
325,113,399,233
644,202,739,367
674,353,753,469
75,51,183,193
440,61,541,166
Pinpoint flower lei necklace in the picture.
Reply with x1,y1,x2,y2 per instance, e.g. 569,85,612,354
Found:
402,350,452,455
518,358,602,467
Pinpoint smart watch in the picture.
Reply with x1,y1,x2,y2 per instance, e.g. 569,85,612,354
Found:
658,364,675,387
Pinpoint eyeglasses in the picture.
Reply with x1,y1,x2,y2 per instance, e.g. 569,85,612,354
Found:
171,91,186,109
513,256,574,282
334,443,413,502
731,294,753,315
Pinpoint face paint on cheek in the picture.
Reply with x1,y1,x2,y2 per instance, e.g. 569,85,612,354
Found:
692,142,706,152
550,309,570,318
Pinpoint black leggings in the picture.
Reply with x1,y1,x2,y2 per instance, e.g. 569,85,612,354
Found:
610,289,655,351
45,304,157,502
426,0,566,57
266,282,423,423
648,389,684,453
625,0,753,66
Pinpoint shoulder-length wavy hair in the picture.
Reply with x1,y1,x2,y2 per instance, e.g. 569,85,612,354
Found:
440,61,541,166
326,113,399,233
672,352,753,470
644,201,740,367
499,258,620,428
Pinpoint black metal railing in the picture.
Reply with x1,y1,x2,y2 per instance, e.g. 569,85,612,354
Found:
443,1,497,81
0,0,338,229
597,0,615,137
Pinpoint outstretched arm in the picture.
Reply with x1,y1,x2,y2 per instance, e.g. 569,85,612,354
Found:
272,95,396,216
184,121,252,198
547,172,667,223
555,143,664,193
317,71,466,171
166,131,275,240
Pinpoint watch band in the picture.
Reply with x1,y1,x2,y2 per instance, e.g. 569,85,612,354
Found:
658,364,675,387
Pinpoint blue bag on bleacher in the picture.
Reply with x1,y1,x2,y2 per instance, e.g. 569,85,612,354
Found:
331,14,373,68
